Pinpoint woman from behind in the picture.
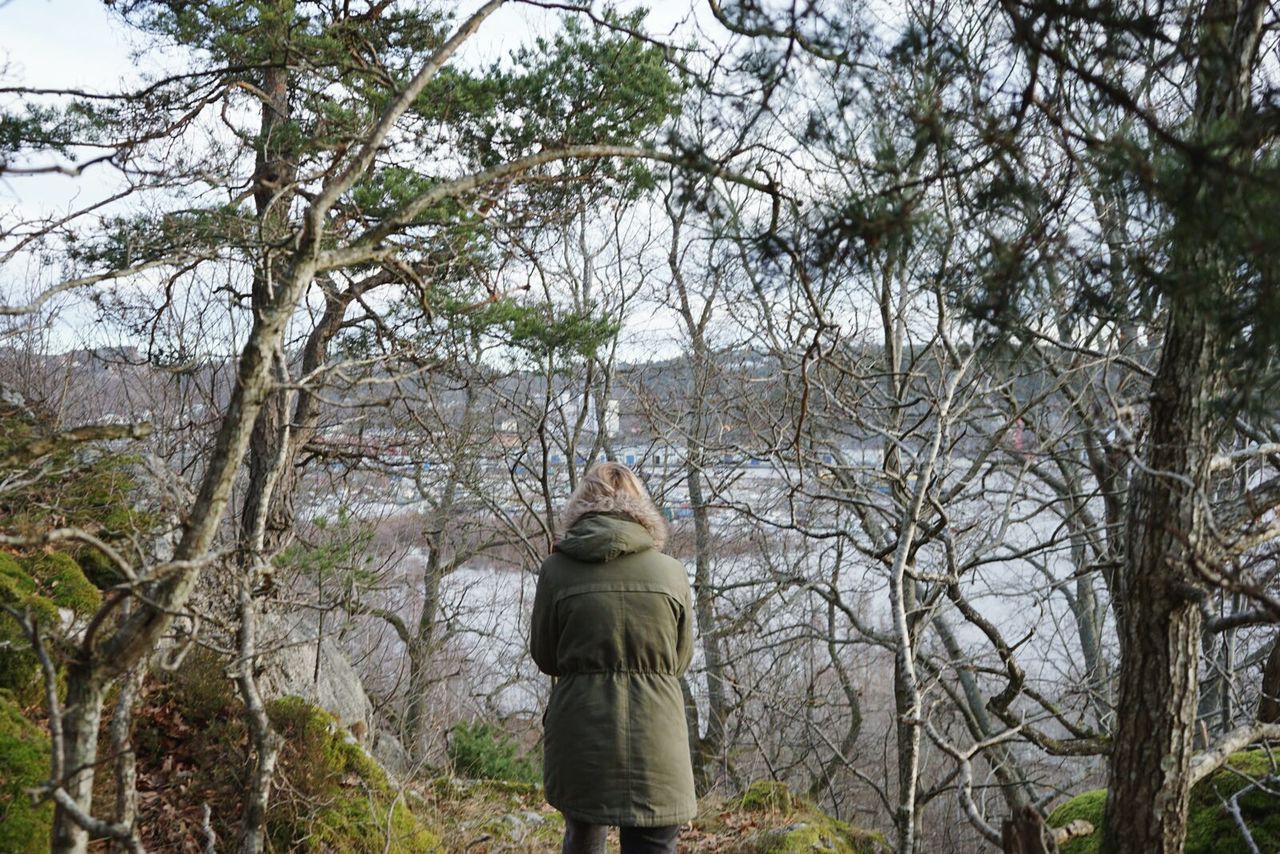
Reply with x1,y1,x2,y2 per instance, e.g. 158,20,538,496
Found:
530,462,695,854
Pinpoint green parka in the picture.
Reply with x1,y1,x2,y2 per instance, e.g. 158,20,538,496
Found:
530,512,696,827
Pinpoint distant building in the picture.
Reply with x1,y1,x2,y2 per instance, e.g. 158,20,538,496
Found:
605,399,620,437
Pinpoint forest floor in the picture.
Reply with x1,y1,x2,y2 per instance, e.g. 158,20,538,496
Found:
417,777,888,853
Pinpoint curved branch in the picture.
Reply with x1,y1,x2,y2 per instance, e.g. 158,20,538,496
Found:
1189,723,1280,787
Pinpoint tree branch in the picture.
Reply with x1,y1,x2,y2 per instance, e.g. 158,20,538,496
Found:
1189,723,1280,787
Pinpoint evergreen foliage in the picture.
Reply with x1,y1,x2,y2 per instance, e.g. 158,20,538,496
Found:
447,719,540,784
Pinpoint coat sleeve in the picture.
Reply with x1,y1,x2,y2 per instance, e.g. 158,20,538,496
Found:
675,568,694,676
529,565,560,677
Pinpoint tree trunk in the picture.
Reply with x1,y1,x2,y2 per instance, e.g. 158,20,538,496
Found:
665,201,730,794
1259,632,1280,724
110,665,144,852
891,566,922,854
1101,304,1225,852
51,674,105,854
235,27,298,849
404,548,445,755
1001,805,1060,854
1101,1,1265,849
44,2,507,846
687,459,728,794
403,389,472,757
237,587,283,854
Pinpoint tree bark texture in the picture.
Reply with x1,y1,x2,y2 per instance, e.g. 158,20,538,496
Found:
666,205,730,795
404,472,460,757
1101,1,1265,850
110,665,144,851
1259,633,1280,724
236,589,283,854
1001,805,1060,854
687,458,729,795
1101,302,1224,852
51,675,105,853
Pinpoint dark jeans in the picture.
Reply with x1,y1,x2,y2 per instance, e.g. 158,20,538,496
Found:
561,816,681,854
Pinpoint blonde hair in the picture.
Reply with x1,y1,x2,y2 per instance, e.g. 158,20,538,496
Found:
561,462,668,550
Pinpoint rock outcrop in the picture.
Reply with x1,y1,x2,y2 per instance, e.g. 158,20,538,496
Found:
255,612,374,730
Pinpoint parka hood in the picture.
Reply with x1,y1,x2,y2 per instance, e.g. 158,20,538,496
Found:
555,512,655,562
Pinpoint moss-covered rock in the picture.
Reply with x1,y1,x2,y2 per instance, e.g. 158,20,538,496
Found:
23,552,101,615
1048,751,1280,854
0,410,153,544
266,695,441,852
744,815,885,854
0,553,47,621
73,545,126,589
0,690,52,853
693,782,886,854
741,779,796,813
0,550,98,704
128,649,441,852
0,550,101,619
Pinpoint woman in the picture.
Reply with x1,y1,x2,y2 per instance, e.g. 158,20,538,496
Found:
530,462,696,854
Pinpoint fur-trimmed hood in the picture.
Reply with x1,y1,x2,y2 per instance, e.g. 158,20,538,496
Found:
559,492,669,555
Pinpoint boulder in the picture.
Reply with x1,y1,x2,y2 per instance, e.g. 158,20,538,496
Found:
372,728,414,781
254,612,372,730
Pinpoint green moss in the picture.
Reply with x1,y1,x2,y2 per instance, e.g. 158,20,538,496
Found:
744,814,885,853
266,696,441,852
0,553,36,603
0,409,158,571
22,553,101,616
0,415,152,541
1047,788,1105,854
0,554,67,703
1049,751,1280,854
732,782,885,854
0,691,52,852
0,551,100,620
71,545,126,590
130,657,439,850
741,780,796,813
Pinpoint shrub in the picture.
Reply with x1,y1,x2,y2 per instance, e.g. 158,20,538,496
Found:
447,720,541,784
